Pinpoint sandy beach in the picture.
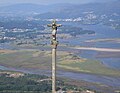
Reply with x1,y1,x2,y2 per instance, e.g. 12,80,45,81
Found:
73,47,120,52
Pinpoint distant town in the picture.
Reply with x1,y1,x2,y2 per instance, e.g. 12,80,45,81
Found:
0,11,120,46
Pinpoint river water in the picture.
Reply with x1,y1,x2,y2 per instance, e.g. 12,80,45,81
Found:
59,23,120,70
0,23,120,89
0,65,120,88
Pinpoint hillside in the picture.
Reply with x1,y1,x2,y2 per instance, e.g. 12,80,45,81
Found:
34,0,120,19
0,0,120,18
0,70,96,93
0,3,74,16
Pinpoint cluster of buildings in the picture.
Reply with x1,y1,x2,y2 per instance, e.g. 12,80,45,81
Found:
0,71,24,78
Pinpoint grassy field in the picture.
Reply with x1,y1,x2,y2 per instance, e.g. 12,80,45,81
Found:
57,51,120,76
0,49,120,76
58,59,120,76
0,49,51,69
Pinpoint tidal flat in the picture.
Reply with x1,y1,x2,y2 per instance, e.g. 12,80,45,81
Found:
0,49,120,93
0,49,120,76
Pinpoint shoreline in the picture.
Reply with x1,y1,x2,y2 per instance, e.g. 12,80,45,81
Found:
73,47,120,52
0,65,120,88
0,68,118,93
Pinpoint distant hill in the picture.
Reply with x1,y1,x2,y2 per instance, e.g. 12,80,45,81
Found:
0,3,74,16
34,0,120,19
0,3,46,15
0,0,120,18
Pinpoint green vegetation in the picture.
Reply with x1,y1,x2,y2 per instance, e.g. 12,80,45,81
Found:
0,49,120,77
0,50,51,69
0,70,88,93
0,73,51,93
58,54,120,76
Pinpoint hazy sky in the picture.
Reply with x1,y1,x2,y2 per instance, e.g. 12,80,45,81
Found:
0,0,116,6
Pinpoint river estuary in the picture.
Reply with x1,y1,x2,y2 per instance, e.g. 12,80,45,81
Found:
0,23,120,92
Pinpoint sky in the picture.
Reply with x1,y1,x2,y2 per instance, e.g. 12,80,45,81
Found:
0,0,117,6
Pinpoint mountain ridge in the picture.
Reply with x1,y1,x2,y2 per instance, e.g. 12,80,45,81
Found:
34,1,120,19
0,0,120,18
